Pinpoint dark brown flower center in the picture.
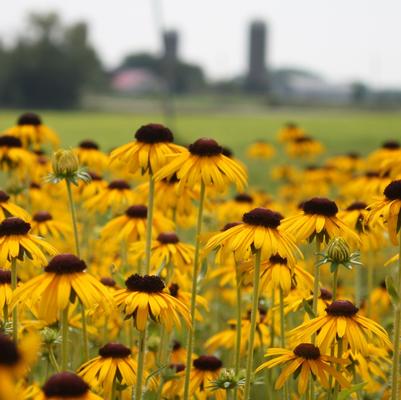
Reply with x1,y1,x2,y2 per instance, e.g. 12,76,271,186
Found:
0,217,30,236
384,180,401,201
303,197,338,217
100,277,116,287
193,355,222,371
30,182,41,189
222,147,233,158
169,283,179,297
108,180,130,190
170,363,185,372
125,274,165,293
221,222,241,231
347,152,360,159
234,193,253,203
0,334,20,366
99,343,131,358
382,140,400,150
319,288,333,300
242,208,283,228
269,255,287,265
157,232,179,244
79,140,99,150
172,340,181,351
135,124,174,143
346,202,367,211
125,205,147,218
43,372,89,397
17,112,42,126
33,211,52,222
0,191,10,203
189,138,223,156
293,343,320,360
45,254,86,274
326,300,358,316
88,172,102,181
294,136,313,143
0,269,11,284
0,135,23,148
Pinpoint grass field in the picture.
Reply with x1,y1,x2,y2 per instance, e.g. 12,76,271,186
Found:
1,109,401,185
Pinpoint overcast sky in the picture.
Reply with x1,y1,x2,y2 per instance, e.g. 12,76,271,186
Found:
2,0,401,87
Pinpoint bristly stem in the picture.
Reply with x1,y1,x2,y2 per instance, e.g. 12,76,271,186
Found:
11,257,17,342
243,249,261,400
61,306,69,370
66,180,89,362
48,344,60,372
145,171,155,275
135,328,147,400
233,261,243,400
390,230,401,400
183,181,206,400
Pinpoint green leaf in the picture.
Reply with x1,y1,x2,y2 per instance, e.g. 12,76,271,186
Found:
338,382,366,399
302,299,316,319
386,275,400,307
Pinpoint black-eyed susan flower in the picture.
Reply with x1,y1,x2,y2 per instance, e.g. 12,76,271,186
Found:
246,140,275,160
0,135,34,178
288,300,392,354
74,140,109,172
11,254,113,323
30,211,72,240
169,283,208,320
0,217,57,266
155,138,247,193
84,179,136,214
0,190,30,221
368,140,401,169
256,343,349,395
281,197,360,245
277,122,305,143
179,355,225,400
285,136,324,159
77,343,136,396
110,124,185,175
6,112,59,150
37,372,102,400
216,193,255,224
367,180,401,244
205,208,301,264
114,274,190,331
101,205,174,245
76,172,107,200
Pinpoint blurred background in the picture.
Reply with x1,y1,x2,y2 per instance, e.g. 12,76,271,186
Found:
1,0,401,162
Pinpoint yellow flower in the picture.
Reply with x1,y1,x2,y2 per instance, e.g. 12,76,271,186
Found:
256,343,349,395
277,122,305,143
11,254,114,323
110,123,185,175
205,208,301,264
285,136,324,159
0,269,12,319
30,211,72,240
114,274,190,331
281,197,360,245
0,191,31,221
246,141,275,159
74,140,109,172
6,112,59,150
0,135,34,178
288,300,392,354
0,217,57,266
36,372,102,400
77,343,136,395
154,138,247,193
367,180,401,244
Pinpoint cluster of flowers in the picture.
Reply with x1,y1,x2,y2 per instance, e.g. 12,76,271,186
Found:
0,114,400,400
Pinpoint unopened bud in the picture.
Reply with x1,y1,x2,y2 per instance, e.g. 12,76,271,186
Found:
326,237,350,264
51,149,79,177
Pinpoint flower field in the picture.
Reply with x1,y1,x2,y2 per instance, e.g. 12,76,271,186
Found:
0,109,401,399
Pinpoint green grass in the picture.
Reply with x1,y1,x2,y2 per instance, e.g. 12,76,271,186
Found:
1,109,401,185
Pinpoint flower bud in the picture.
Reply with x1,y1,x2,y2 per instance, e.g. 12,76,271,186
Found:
326,237,350,264
51,149,79,177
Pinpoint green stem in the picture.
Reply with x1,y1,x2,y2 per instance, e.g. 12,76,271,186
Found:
3,303,8,323
270,288,275,347
366,252,373,317
391,231,401,400
11,258,17,342
233,262,243,400
183,181,206,400
135,328,147,400
48,345,60,372
332,267,339,301
243,249,262,400
279,287,288,400
80,302,89,361
332,338,343,400
145,172,155,275
61,306,69,370
355,262,363,308
65,180,80,257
